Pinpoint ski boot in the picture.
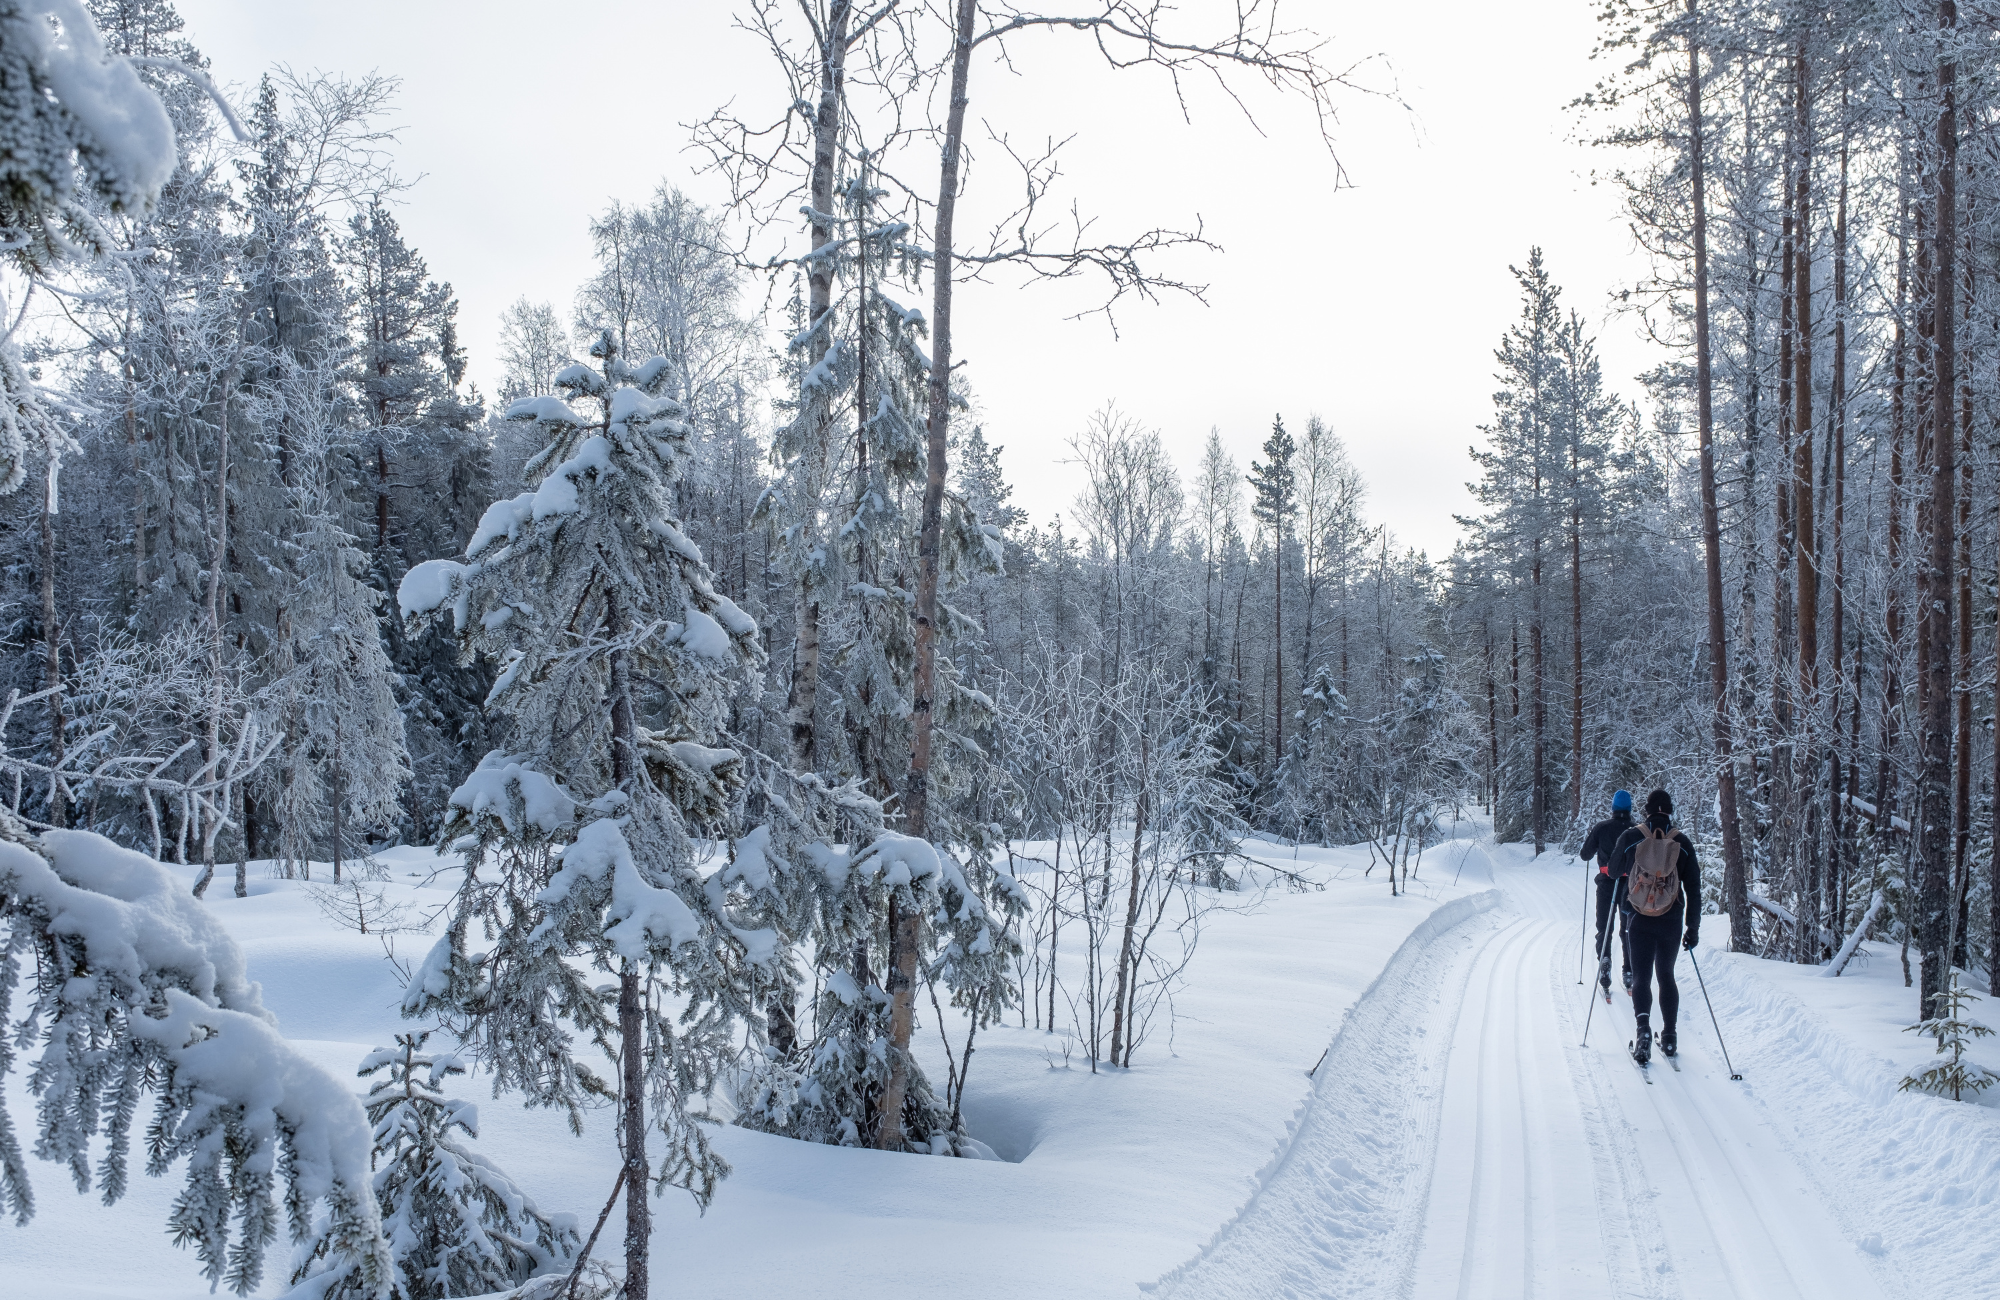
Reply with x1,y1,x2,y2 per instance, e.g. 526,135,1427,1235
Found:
1597,955,1612,991
1622,969,1635,993
1633,1017,1652,1064
1660,1027,1677,1058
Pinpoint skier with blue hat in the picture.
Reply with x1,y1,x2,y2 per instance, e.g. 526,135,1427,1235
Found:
1577,790,1636,993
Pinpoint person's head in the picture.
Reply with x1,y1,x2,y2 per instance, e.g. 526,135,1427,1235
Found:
1611,789,1633,816
1645,789,1673,821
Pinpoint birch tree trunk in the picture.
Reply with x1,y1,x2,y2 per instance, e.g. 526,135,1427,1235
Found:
878,0,976,1151
40,468,65,830
192,346,240,900
788,0,853,777
1109,731,1148,1067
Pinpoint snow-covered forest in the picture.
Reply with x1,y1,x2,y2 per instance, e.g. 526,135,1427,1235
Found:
1,2,1997,1298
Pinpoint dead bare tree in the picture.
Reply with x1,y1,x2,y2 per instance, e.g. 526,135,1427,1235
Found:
696,0,1375,1150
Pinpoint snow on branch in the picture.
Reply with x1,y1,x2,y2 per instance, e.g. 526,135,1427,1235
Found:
3,1,177,227
0,821,390,1296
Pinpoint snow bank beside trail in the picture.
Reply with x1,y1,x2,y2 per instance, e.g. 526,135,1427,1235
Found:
1149,885,1502,1297
1695,932,2000,1294
625,826,1501,1299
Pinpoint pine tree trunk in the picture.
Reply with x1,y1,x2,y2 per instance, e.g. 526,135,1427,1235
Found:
1990,520,1999,997
1880,179,1908,826
1792,40,1818,964
1951,216,1973,972
1770,97,1798,951
1273,520,1284,768
1830,111,1849,930
1569,461,1582,824
1485,629,1499,815
1686,4,1749,950
375,443,390,559
1735,83,1764,862
878,0,976,1151
1918,0,1958,1015
1532,550,1545,856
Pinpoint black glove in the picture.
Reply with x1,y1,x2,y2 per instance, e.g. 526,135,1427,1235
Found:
1684,930,1699,952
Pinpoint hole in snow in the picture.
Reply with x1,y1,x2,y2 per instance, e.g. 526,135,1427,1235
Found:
954,1088,1038,1163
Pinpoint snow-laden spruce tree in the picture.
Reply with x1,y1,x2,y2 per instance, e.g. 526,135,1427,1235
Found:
398,331,776,1300
292,1033,577,1299
0,818,389,1296
747,162,1021,1153
269,423,411,881
339,199,492,841
1275,664,1347,843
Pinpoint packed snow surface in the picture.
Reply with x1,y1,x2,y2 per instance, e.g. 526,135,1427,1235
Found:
6,824,1995,1298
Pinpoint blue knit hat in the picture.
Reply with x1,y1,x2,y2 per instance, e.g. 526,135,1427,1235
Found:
1611,789,1633,813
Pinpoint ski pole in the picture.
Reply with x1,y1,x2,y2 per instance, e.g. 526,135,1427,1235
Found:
1686,948,1742,1080
1582,878,1623,1047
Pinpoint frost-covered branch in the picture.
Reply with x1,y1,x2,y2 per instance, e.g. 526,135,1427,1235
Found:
0,820,389,1296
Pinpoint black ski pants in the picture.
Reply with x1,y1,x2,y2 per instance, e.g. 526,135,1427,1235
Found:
1593,873,1629,975
1627,902,1684,1031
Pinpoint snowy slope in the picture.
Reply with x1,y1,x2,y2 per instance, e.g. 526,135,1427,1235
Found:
7,833,1495,1298
8,829,1997,1299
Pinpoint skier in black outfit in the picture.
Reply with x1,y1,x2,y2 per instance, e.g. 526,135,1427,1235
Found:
1577,790,1635,992
1608,789,1701,1062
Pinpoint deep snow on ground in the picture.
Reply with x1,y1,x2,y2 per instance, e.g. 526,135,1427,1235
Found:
6,827,1998,1299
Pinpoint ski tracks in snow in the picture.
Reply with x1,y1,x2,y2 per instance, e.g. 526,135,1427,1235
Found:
1147,884,1504,1300
1154,849,1903,1300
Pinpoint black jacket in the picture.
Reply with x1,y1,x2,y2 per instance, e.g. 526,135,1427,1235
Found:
1610,815,1701,931
1578,811,1635,874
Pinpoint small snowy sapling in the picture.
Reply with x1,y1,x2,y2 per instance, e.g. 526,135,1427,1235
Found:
291,1033,577,1299
1899,976,1999,1102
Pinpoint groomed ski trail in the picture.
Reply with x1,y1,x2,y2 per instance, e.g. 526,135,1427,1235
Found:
1152,844,1899,1300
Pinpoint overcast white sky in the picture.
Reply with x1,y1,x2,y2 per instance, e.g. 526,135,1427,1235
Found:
176,0,1666,559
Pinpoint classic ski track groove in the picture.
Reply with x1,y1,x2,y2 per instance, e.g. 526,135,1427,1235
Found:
1157,847,1905,1300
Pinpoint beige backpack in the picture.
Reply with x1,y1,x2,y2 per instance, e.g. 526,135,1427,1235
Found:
1627,826,1684,917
